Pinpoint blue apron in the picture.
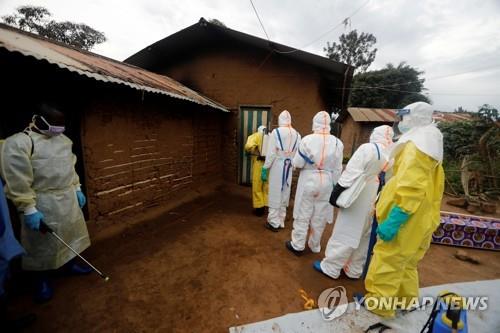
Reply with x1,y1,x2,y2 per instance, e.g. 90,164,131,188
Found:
275,129,298,191
0,178,25,295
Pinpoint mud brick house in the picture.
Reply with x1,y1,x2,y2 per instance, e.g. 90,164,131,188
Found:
0,24,229,222
340,107,396,156
125,18,354,184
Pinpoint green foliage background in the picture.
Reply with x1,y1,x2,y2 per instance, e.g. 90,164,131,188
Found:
438,105,499,196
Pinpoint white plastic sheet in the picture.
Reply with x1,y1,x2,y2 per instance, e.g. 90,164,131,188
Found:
229,279,500,333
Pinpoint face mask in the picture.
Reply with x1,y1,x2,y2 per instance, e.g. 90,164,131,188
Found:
398,122,411,134
33,115,65,136
396,110,412,134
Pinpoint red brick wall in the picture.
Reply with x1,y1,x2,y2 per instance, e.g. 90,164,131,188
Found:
81,89,223,221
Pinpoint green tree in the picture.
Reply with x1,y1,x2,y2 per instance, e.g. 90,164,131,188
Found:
439,121,481,160
3,5,106,51
209,18,226,27
439,105,499,197
477,104,499,121
349,62,430,108
454,106,470,113
324,30,377,73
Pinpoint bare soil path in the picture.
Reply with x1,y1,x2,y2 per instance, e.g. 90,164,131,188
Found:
10,185,500,332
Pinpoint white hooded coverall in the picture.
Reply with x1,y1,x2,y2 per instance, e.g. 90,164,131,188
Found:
264,111,300,228
0,131,90,271
320,125,394,278
290,111,343,253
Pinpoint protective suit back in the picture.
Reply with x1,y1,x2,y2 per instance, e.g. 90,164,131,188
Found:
290,111,343,253
319,125,394,279
244,126,269,209
293,111,344,221
264,111,300,208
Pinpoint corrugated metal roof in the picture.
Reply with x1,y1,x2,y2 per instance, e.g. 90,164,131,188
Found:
348,108,396,122
126,18,353,76
0,24,229,112
433,112,473,122
125,18,354,113
348,107,474,123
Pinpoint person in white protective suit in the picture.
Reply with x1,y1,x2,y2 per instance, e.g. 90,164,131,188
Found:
0,103,91,303
285,111,343,255
261,110,300,231
314,125,394,279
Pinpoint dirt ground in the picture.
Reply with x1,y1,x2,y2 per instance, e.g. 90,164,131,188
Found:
8,184,500,333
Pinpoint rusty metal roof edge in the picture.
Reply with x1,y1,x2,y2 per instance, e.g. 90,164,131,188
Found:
347,108,367,122
0,33,229,113
348,107,396,122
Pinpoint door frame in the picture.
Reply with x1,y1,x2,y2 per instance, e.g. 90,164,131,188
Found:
237,105,272,185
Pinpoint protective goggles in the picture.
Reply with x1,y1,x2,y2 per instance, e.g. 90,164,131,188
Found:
395,108,411,122
392,108,411,141
33,115,65,135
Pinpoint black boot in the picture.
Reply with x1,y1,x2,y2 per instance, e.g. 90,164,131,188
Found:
254,207,265,217
32,272,53,304
285,241,304,256
63,259,92,275
265,222,279,232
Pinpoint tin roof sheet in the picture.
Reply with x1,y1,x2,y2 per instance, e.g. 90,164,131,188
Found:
0,24,228,112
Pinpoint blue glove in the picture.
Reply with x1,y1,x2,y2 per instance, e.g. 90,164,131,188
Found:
24,211,44,231
376,206,410,241
261,168,269,182
76,191,86,208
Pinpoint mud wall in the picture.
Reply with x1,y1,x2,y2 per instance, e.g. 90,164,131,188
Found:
152,45,331,182
82,88,224,221
339,116,361,157
340,118,393,157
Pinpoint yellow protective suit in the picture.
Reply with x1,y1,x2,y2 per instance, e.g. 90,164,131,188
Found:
364,141,444,317
244,131,268,208
0,131,90,271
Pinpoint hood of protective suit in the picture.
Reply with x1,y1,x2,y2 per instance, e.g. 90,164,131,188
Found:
312,111,331,134
257,125,266,134
399,102,434,130
391,101,443,162
278,110,292,127
370,125,394,147
394,124,443,162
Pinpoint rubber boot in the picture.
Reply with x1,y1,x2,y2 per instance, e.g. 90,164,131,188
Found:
33,273,53,304
285,240,304,256
254,207,265,217
64,259,92,275
265,222,279,232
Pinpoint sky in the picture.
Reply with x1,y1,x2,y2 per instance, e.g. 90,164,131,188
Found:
1,0,499,112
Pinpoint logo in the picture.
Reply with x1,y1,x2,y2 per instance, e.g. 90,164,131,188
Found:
317,286,348,321
353,295,489,312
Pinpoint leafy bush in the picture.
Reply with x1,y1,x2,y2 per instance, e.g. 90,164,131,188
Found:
442,159,463,195
438,104,499,197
